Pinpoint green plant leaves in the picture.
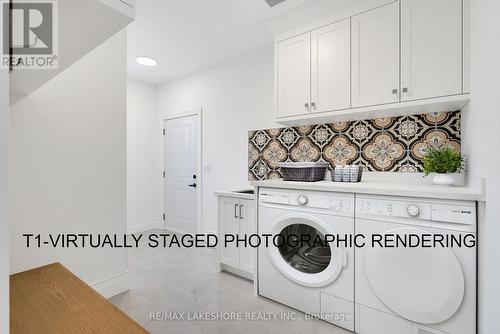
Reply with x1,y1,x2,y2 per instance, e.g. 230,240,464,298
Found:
423,147,465,176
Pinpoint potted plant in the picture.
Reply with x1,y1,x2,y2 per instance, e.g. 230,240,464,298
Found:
423,147,465,185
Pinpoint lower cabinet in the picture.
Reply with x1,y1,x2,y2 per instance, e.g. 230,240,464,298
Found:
217,196,255,279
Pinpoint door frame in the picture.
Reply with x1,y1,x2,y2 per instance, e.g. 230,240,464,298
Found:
162,108,203,233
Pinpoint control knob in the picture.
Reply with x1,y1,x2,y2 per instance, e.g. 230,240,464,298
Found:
407,204,420,217
297,195,308,205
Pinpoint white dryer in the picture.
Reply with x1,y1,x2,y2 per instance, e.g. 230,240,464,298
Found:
258,188,355,331
355,195,477,334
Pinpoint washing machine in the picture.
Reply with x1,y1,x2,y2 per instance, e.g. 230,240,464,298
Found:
355,195,477,334
258,188,355,331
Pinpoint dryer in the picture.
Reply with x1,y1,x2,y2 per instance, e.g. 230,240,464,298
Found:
258,188,355,331
355,195,477,334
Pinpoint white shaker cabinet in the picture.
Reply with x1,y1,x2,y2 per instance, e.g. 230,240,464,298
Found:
219,197,240,269
276,33,311,118
311,19,351,113
237,199,256,274
400,0,462,101
217,194,255,280
351,1,400,108
273,0,469,125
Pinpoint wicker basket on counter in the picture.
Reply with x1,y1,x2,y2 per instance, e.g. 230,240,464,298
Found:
279,162,330,182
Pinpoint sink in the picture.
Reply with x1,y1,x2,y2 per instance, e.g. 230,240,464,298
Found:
233,189,254,195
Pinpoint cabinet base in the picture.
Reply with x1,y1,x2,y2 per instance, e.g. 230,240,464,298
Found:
219,263,254,281
277,94,470,127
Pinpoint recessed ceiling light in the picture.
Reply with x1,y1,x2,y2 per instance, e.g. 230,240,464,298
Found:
136,56,157,67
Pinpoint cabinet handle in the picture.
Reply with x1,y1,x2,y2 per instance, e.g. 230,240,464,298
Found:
234,204,238,219
304,103,309,110
311,102,316,110
239,205,243,220
402,87,409,93
392,89,398,94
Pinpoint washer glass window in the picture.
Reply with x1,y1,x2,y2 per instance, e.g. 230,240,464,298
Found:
278,224,331,274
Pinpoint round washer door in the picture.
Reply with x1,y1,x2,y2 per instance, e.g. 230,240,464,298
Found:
268,213,346,288
364,227,465,324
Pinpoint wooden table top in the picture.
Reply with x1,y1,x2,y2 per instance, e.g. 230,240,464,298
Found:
10,263,149,334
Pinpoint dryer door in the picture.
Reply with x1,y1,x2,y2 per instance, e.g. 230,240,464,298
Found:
268,213,347,288
363,226,465,324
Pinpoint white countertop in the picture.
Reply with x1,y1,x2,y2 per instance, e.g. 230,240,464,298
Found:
249,179,484,202
214,189,255,200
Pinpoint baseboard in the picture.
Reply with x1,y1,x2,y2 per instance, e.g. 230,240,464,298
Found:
159,226,216,235
127,218,163,235
220,263,254,281
91,271,130,299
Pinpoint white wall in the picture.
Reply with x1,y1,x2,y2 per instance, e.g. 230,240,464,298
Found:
127,78,162,234
9,30,129,297
461,0,500,332
156,46,277,233
0,67,9,334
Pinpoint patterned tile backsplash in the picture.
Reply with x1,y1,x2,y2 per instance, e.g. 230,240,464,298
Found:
248,111,461,180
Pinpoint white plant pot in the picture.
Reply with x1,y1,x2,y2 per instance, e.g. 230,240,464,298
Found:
433,173,454,186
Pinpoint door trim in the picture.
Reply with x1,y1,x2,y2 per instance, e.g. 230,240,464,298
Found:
162,108,203,233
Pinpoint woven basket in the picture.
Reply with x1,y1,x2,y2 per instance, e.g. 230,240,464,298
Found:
279,162,330,182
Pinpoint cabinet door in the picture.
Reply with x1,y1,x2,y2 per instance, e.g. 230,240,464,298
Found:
401,0,462,101
238,200,256,274
219,197,240,268
351,2,400,107
311,19,351,113
276,32,311,118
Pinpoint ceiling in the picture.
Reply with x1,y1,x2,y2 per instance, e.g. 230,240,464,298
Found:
127,0,364,84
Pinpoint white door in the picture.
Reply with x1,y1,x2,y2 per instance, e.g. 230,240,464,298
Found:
311,18,351,113
164,115,199,233
276,32,311,118
401,0,462,101
351,1,400,107
238,199,255,274
219,197,240,268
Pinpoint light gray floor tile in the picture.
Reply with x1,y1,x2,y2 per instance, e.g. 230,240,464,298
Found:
109,229,351,334
145,320,203,334
109,290,163,326
143,282,211,313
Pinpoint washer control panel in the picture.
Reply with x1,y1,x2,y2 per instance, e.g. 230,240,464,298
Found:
431,203,476,226
290,192,353,214
356,197,431,221
259,190,290,205
356,196,477,230
259,188,354,217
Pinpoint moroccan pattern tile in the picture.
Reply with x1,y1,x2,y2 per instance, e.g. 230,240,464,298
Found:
248,111,461,180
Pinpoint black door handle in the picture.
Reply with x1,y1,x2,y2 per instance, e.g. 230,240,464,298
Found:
188,183,197,188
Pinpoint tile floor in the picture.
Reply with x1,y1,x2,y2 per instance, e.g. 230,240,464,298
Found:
110,230,351,334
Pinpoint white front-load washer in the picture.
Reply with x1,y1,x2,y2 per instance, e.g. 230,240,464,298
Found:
355,195,477,334
258,188,355,331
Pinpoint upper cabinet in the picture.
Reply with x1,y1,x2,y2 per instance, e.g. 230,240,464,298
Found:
274,0,469,125
351,2,399,108
311,19,351,113
276,19,351,118
400,0,462,101
276,32,311,118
